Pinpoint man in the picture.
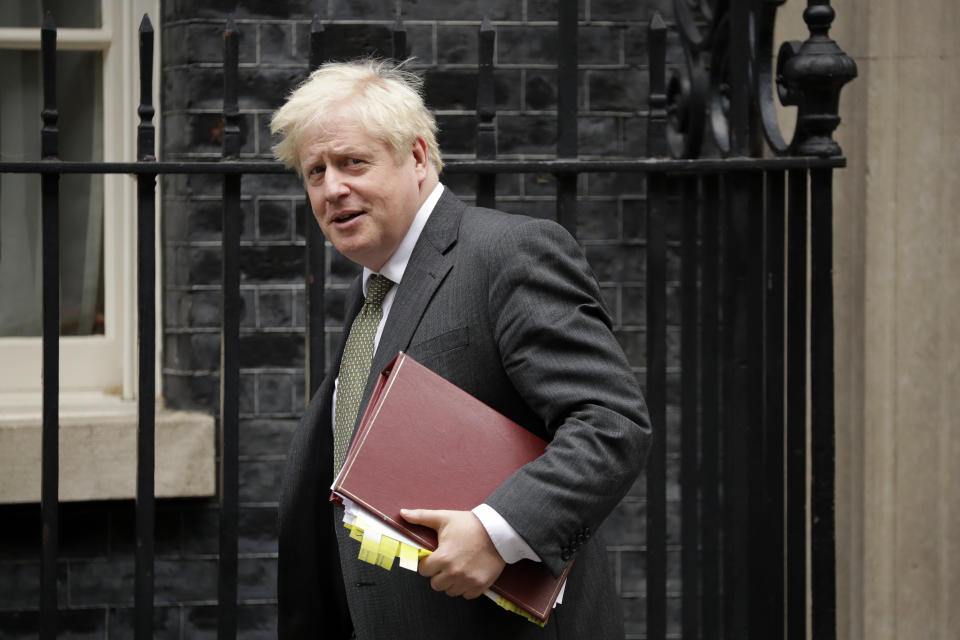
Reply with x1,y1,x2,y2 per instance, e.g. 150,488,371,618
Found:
271,59,651,639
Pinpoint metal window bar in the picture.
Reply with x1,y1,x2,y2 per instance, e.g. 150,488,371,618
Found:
0,4,853,639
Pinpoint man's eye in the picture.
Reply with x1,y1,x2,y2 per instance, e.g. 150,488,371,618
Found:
310,165,325,175
348,158,364,166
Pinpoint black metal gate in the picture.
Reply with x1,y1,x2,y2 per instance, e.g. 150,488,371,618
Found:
0,1,855,638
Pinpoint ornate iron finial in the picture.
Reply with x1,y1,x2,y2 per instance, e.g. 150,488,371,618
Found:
778,1,857,156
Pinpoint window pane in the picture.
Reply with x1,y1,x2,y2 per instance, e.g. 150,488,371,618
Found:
0,0,101,28
0,49,105,337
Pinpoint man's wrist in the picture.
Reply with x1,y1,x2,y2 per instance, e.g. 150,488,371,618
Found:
471,503,541,564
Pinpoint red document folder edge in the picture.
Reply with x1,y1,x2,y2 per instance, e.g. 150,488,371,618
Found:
330,351,572,624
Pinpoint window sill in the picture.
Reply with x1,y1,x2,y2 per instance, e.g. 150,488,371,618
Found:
0,395,215,504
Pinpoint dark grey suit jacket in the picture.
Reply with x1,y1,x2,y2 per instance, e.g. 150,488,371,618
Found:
278,188,651,639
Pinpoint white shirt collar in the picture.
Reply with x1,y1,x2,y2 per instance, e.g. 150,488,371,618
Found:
362,182,445,294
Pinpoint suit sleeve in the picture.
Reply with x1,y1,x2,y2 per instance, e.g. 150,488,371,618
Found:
481,217,652,578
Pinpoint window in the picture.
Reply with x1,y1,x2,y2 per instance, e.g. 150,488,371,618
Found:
0,0,159,401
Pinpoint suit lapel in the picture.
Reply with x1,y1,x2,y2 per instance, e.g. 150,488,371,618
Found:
363,188,464,403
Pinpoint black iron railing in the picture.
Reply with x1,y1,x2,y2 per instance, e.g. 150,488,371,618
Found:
0,1,855,638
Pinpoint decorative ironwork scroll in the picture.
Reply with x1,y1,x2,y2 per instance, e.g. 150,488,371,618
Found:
666,0,856,158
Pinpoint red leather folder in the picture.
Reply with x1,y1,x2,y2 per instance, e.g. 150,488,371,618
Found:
330,351,571,624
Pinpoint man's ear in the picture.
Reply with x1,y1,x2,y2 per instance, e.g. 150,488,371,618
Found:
411,137,430,182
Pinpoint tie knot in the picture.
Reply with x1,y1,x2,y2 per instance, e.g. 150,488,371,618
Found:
365,274,394,306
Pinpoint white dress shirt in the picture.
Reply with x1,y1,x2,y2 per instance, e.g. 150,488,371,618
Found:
334,182,540,564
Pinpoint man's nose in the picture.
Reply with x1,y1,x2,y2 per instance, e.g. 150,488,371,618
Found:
323,168,350,201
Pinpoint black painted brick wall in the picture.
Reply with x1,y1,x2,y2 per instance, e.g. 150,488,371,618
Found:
0,1,685,638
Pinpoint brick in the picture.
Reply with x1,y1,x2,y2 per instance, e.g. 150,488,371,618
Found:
155,558,217,604
526,0,585,21
237,66,311,111
238,506,280,554
579,25,625,65
436,25,477,65
604,498,645,546
257,199,294,240
164,332,221,371
424,69,521,112
0,505,39,561
401,0,520,21
576,198,620,241
258,289,294,328
178,505,219,557
238,556,277,601
495,26,557,65
240,371,257,414
329,247,362,285
497,115,557,155
183,603,277,639
238,458,284,504
162,373,219,411
323,23,394,60
257,372,295,414
69,559,135,606
60,508,109,560
434,115,477,156
328,0,397,20
619,549,646,594
525,70,557,110
240,246,304,283
591,0,671,22
584,244,646,282
578,115,620,155
588,68,647,111
622,196,647,240
163,21,257,66
107,606,180,640
259,22,297,64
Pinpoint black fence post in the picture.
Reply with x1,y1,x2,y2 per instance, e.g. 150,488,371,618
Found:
809,167,836,640
786,168,808,640
135,14,158,640
392,12,407,60
555,0,577,235
475,16,496,209
679,174,701,640
218,16,242,640
645,13,668,640
306,15,326,398
39,11,60,640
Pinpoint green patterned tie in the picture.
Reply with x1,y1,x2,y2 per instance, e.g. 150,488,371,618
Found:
333,274,394,473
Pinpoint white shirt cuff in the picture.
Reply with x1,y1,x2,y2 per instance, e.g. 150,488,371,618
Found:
472,503,542,564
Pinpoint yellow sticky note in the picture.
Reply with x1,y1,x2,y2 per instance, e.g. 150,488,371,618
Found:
358,531,380,565
398,542,419,571
345,517,365,541
377,536,399,570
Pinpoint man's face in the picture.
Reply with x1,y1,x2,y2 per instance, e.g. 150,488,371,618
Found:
298,114,428,272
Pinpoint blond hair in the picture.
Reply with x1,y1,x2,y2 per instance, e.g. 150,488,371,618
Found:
270,59,443,176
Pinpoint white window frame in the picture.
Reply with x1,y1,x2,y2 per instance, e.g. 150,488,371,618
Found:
0,0,161,408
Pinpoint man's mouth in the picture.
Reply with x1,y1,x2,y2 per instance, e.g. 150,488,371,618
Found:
332,211,364,224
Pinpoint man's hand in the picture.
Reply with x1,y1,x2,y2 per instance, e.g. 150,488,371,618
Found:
400,508,506,599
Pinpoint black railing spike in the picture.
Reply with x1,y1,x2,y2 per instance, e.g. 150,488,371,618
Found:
41,11,58,160
310,14,325,71
647,12,668,158
393,12,407,60
475,14,496,208
222,17,240,160
137,14,155,161
134,13,158,639
39,10,60,640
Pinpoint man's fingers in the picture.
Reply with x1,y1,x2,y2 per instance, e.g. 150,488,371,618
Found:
400,508,448,531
